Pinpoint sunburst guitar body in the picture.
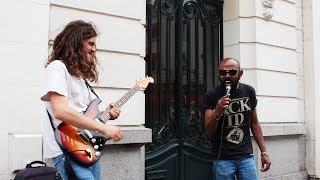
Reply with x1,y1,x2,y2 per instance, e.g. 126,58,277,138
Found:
54,76,154,166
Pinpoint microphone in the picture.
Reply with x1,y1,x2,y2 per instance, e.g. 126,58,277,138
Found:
225,85,231,95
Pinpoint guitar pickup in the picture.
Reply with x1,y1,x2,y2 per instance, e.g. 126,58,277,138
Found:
77,132,90,143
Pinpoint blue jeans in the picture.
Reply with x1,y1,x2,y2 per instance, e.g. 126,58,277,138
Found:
213,157,258,180
52,154,100,180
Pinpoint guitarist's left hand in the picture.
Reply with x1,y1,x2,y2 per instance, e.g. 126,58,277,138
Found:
108,103,121,120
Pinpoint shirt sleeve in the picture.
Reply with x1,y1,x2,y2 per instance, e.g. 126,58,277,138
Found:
41,61,69,101
250,86,258,109
202,89,216,110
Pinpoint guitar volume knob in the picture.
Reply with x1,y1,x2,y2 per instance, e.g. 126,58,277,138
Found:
94,145,99,150
91,138,96,143
95,151,101,157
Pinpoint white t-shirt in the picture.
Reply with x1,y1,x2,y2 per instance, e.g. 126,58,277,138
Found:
41,60,96,158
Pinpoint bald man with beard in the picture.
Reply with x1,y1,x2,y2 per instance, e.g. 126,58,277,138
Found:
203,58,271,180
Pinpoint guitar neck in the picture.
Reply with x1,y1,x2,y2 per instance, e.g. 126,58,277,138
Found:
99,84,141,123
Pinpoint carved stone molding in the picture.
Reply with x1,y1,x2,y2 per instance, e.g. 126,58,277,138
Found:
261,0,274,20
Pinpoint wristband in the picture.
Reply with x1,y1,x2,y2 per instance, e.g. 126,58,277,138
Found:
213,109,221,121
261,152,269,156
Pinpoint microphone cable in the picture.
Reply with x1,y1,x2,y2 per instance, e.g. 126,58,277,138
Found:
216,112,226,161
213,112,226,178
217,86,230,161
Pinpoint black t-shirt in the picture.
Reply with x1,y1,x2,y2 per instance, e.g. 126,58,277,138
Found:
203,83,257,160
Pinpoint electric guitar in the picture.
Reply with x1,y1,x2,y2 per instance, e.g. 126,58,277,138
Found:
54,76,154,166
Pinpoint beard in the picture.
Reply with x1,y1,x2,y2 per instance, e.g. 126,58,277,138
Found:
85,53,97,66
219,76,240,95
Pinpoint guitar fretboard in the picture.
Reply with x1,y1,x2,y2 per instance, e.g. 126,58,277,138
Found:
99,84,141,123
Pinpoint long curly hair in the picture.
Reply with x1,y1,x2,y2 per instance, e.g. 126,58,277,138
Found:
46,20,99,82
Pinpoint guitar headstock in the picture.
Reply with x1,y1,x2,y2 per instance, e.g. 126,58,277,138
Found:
136,76,154,90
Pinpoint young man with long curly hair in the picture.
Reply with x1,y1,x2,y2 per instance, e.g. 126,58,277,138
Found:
41,20,123,180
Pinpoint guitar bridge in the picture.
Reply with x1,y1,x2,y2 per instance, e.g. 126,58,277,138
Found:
77,132,90,143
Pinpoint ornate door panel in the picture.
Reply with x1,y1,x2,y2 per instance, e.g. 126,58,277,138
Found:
145,0,223,179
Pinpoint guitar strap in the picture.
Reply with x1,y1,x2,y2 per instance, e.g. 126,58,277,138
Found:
85,80,100,99
46,110,56,131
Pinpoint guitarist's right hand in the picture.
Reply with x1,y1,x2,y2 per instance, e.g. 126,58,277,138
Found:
100,125,123,142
